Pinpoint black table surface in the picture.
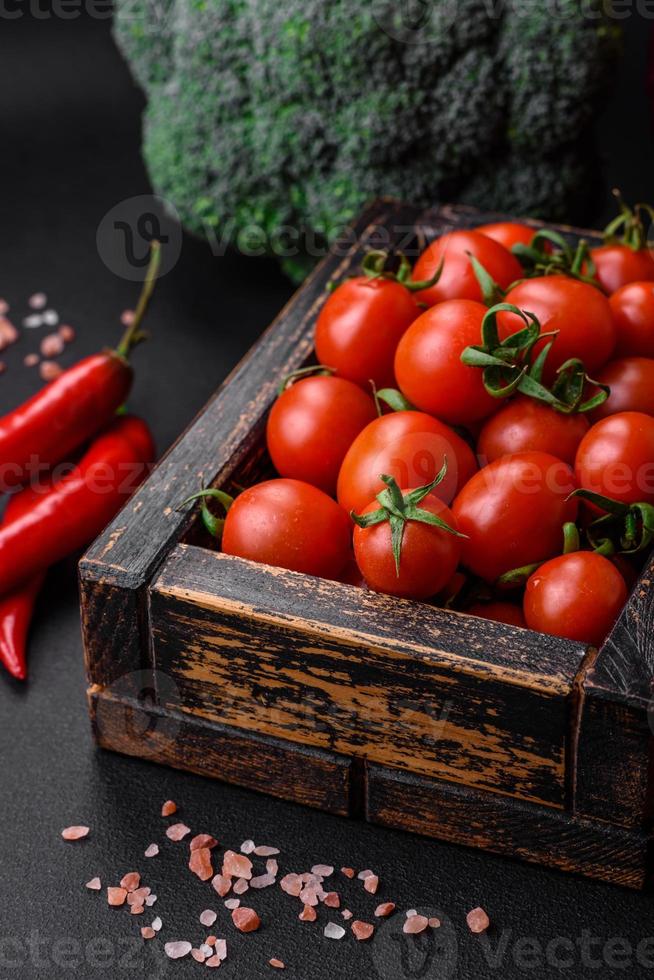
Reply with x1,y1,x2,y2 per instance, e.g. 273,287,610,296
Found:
2,10,654,980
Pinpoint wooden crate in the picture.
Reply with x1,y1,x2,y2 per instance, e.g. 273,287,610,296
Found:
80,200,654,889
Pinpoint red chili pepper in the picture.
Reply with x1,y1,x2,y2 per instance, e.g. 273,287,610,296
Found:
0,242,160,492
0,575,44,681
0,414,155,597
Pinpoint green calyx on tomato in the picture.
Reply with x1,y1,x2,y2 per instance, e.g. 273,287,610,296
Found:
460,303,609,414
361,249,444,294
351,467,464,576
603,188,654,252
496,521,581,589
510,229,601,289
568,488,654,555
277,363,334,396
371,386,415,416
178,485,234,540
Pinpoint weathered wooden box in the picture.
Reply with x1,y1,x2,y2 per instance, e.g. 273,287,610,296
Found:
80,201,654,889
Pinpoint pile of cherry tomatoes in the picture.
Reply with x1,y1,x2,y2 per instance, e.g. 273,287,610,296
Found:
193,195,654,649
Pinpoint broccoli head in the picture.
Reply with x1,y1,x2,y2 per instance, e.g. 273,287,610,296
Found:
114,0,619,279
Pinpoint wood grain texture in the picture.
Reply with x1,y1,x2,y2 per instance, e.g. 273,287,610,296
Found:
149,544,589,809
88,686,353,814
366,765,649,889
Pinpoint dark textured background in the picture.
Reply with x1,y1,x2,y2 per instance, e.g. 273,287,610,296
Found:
2,9,654,980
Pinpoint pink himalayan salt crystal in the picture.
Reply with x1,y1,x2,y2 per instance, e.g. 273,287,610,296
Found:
323,892,340,909
191,949,206,963
144,844,159,858
40,361,63,381
251,873,276,889
232,907,261,933
120,872,141,892
357,869,374,880
223,850,253,880
141,927,156,941
311,865,334,877
189,847,214,881
280,873,303,897
121,309,135,326
204,939,217,952
324,923,346,940
467,907,490,934
205,955,222,968
200,910,217,927
215,938,227,960
29,292,47,309
190,834,218,851
128,887,151,906
364,875,379,895
161,800,177,816
270,959,285,969
61,826,89,841
152,917,162,932
341,910,353,921
212,874,232,897
145,894,157,907
299,887,320,907
225,899,240,911
233,878,249,895
341,868,355,879
352,921,375,942
165,941,192,960
130,905,145,916
107,888,127,907
59,324,75,343
241,840,256,854
0,319,18,350
299,905,316,922
166,823,191,841
24,353,39,367
254,845,280,857
85,878,101,891
375,903,396,918
429,917,442,929
40,333,64,358
266,859,278,876
404,915,429,935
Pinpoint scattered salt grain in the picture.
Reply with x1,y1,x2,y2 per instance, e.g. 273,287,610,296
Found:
341,867,355,879
189,847,214,881
200,910,217,928
29,293,47,309
352,921,375,942
312,864,334,877
42,309,59,326
357,869,374,880
40,333,64,358
144,844,159,858
212,874,232,897
61,825,89,841
191,949,206,963
205,955,222,968
341,910,353,921
120,872,141,892
107,888,127,907
59,324,75,343
240,839,255,854
404,915,429,935
145,894,157,907
161,800,177,816
223,851,253,879
166,823,191,841
165,941,192,960
280,874,302,897
0,319,18,349
85,878,101,891
23,314,42,329
130,905,145,915
232,907,261,933
406,910,417,918
269,959,285,969
190,834,218,851
375,903,396,918
251,873,276,889
24,354,39,367
152,917,162,932
128,887,150,906
254,845,280,857
323,892,340,908
266,859,278,876
429,917,442,929
215,939,227,960
200,943,214,957
141,927,156,940
466,907,490,934
364,875,379,895
40,361,62,381
233,877,249,895
299,905,316,922
121,309,135,326
299,887,320,907
324,923,346,940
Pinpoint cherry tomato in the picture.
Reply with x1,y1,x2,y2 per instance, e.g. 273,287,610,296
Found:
590,244,654,294
499,276,616,380
575,411,654,505
394,299,498,425
451,452,578,583
314,277,420,389
524,552,627,647
589,358,654,421
411,230,522,307
337,410,478,514
353,492,461,599
467,601,527,628
222,478,352,579
266,375,377,495
476,221,540,252
477,396,589,466
610,281,654,358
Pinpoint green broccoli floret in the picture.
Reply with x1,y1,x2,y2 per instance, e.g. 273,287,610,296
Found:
114,0,619,280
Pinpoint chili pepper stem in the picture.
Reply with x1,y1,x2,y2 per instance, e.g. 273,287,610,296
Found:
115,240,162,359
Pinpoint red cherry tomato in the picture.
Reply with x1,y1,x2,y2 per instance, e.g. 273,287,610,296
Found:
467,601,527,628
575,411,654,505
353,493,461,599
222,478,352,580
610,281,654,358
394,299,499,425
499,276,616,380
337,410,478,514
451,452,578,583
266,375,377,495
477,396,589,466
411,230,522,307
476,221,541,252
524,552,627,647
590,244,654,294
589,358,654,421
314,277,420,389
